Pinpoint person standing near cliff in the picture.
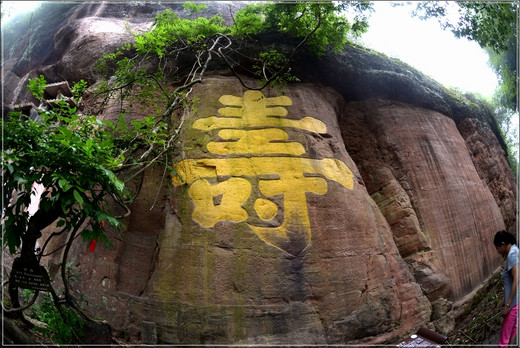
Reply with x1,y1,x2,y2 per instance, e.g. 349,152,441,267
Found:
494,230,519,347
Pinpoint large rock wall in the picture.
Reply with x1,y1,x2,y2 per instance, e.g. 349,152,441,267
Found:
2,2,517,345
339,99,505,301
457,117,517,233
59,77,432,344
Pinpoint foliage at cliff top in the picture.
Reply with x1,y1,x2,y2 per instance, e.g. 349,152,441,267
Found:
95,1,372,94
414,1,517,110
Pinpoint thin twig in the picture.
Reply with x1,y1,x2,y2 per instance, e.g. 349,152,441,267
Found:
37,225,69,260
149,154,168,211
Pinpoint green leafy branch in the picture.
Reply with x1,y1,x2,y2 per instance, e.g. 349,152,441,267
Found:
95,1,373,99
2,75,178,341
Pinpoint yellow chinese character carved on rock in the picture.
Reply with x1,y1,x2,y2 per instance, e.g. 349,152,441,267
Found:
173,91,354,255
193,90,327,133
189,177,251,228
207,129,306,156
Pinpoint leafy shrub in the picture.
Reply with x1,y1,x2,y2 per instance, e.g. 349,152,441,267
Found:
26,74,46,100
71,79,88,101
31,293,84,344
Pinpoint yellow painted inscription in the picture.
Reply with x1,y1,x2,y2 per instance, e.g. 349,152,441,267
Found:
173,91,354,255
208,129,306,155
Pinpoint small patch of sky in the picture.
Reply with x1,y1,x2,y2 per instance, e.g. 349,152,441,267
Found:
346,1,498,99
1,1,41,25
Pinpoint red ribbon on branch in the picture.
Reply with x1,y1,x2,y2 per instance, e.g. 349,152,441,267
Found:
89,239,97,253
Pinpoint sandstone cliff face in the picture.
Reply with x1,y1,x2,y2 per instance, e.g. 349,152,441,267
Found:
2,2,516,345
340,99,505,300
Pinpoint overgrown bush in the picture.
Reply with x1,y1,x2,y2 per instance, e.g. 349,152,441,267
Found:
30,292,85,344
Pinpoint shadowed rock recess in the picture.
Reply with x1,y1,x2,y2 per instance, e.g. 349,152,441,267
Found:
2,2,516,345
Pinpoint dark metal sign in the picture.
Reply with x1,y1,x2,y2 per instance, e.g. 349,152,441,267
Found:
395,327,447,347
396,334,441,347
9,258,51,292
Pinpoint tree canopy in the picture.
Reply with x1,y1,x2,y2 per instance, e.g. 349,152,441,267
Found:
412,1,517,112
412,0,518,173
413,1,517,51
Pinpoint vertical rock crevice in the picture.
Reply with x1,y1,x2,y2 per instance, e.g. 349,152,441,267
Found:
114,167,167,296
457,117,517,234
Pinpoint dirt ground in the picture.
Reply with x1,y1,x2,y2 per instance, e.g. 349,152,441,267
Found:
446,269,513,346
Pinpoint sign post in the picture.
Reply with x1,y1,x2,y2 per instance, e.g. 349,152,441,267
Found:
9,257,52,292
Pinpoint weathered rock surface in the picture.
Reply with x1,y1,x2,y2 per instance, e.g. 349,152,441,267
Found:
339,99,506,300
2,2,516,345
56,78,432,344
457,117,517,233
2,1,242,106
